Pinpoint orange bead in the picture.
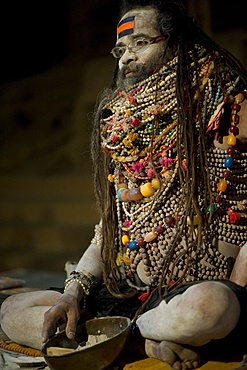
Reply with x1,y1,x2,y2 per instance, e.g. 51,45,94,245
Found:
144,231,157,242
235,93,245,103
227,135,237,146
218,179,228,192
118,183,128,190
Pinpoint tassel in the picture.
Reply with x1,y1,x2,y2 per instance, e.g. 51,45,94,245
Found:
138,291,150,302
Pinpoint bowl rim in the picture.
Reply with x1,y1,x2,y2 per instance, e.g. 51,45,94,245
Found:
42,316,132,358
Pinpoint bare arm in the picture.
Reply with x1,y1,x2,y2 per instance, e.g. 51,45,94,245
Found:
42,222,104,342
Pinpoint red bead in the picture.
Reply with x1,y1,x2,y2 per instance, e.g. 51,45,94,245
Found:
131,118,141,127
227,146,235,156
223,170,231,179
155,225,165,234
229,126,239,135
232,103,241,112
165,216,175,226
137,238,146,247
214,194,222,204
112,135,119,143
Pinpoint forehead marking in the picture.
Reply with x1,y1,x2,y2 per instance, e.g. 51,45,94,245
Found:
117,15,135,38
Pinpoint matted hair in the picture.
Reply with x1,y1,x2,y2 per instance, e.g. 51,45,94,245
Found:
91,0,247,300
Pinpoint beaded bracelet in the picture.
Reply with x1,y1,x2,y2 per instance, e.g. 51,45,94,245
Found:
64,270,97,296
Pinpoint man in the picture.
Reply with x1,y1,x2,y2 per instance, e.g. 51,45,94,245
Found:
1,1,247,369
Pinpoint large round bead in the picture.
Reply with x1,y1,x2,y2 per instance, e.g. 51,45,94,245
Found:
140,182,155,197
128,188,143,201
118,188,128,201
129,241,138,251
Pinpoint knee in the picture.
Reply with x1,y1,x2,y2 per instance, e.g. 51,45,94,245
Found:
0,295,17,319
176,282,240,336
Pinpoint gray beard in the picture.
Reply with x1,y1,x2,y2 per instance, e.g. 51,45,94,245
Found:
116,61,162,90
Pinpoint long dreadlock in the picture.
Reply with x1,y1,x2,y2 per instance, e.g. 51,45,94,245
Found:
91,0,247,299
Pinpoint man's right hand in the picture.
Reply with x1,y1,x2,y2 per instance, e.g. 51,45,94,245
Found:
42,293,80,344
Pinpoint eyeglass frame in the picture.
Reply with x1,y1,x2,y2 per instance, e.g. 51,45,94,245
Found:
110,35,165,59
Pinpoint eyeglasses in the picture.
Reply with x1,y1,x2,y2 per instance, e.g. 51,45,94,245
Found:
111,35,165,59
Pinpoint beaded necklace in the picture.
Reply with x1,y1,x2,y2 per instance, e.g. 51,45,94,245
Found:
99,46,247,297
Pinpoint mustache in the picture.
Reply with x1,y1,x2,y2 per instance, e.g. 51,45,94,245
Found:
120,62,146,77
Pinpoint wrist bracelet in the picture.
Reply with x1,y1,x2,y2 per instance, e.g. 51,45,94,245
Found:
64,270,97,295
64,270,97,309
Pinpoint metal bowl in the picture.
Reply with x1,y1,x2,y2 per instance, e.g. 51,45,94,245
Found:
42,316,131,370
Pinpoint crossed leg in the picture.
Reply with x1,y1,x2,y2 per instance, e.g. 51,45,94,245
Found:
0,290,61,350
137,281,241,369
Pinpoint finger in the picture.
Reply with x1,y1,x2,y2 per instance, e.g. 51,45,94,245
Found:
42,320,58,343
42,310,62,343
66,311,80,339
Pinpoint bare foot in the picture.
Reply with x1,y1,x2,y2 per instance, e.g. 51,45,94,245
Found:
145,339,200,369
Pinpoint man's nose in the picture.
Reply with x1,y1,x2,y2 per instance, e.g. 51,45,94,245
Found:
120,48,137,65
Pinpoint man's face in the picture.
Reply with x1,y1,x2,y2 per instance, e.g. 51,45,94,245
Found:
114,7,166,89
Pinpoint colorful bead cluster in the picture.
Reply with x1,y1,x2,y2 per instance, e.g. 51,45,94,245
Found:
213,90,247,213
99,46,247,296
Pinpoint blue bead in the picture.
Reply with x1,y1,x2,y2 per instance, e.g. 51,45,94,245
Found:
224,156,233,168
129,241,138,250
117,188,126,202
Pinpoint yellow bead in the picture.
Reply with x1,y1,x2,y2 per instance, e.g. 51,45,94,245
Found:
218,179,228,192
122,235,130,245
151,177,161,190
187,215,199,226
140,182,155,197
227,135,237,146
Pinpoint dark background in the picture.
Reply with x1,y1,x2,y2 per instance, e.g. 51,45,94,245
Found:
0,0,247,273
1,0,247,84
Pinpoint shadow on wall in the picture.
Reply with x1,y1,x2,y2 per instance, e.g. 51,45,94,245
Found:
0,55,115,272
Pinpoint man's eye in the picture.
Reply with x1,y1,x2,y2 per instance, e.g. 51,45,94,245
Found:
135,38,149,47
118,47,125,56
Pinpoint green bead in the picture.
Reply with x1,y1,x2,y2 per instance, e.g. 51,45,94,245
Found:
207,203,217,214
